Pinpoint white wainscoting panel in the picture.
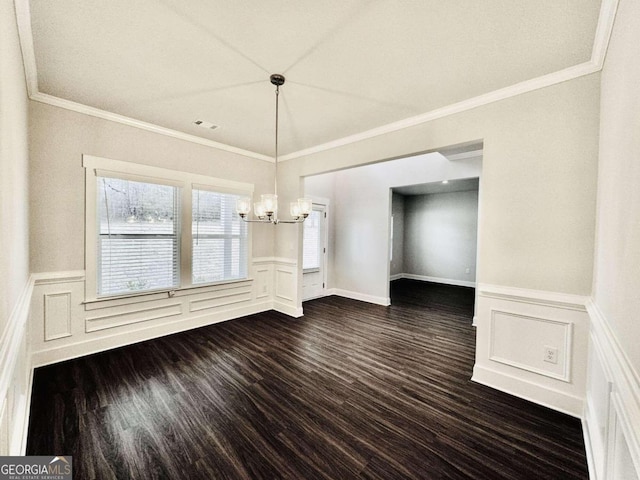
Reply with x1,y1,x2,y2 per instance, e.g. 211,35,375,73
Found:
583,301,640,480
0,276,34,455
30,260,303,367
271,258,303,317
489,310,572,382
44,292,72,341
473,283,589,417
86,301,184,332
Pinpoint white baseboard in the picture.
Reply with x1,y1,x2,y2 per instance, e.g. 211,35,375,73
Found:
329,288,390,307
392,273,476,288
273,301,304,318
32,302,272,367
472,364,584,417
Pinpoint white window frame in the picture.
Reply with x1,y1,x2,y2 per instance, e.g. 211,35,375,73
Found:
84,154,253,303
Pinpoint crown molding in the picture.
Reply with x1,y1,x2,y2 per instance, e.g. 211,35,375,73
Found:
14,0,37,97
15,0,618,164
591,0,620,70
279,60,600,162
29,92,273,162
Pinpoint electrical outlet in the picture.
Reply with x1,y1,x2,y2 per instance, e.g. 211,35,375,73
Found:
543,346,558,364
465,268,470,274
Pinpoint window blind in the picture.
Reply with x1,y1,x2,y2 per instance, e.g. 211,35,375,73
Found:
303,209,322,270
192,189,248,284
97,176,180,296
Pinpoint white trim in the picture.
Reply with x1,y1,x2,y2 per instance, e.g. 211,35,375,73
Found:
389,273,403,281
83,154,254,302
31,93,273,162
280,61,600,161
443,149,484,161
399,273,476,288
83,154,254,192
273,302,304,318
0,277,33,415
0,276,34,455
32,270,85,285
472,364,584,418
591,0,620,70
585,300,640,478
478,283,588,312
253,257,298,267
17,367,34,455
582,415,599,480
31,301,273,368
488,309,573,382
14,0,37,97
328,288,390,307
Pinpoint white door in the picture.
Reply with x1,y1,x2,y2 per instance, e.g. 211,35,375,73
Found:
302,204,327,300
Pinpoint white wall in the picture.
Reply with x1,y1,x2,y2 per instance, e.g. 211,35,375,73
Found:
282,73,600,416
25,101,306,371
403,190,478,285
0,0,29,339
304,153,482,304
0,0,32,455
280,74,600,296
584,0,640,477
29,101,276,273
390,192,405,277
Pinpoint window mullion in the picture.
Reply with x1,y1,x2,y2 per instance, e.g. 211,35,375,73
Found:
181,183,193,289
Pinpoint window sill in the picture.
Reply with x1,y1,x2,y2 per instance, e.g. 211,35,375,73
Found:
84,278,253,310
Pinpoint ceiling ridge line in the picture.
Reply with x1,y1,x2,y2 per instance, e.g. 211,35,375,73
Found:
14,0,618,164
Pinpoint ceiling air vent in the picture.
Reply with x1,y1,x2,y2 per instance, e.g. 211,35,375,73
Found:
193,120,219,130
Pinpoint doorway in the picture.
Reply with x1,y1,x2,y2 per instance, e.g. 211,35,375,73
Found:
302,202,328,301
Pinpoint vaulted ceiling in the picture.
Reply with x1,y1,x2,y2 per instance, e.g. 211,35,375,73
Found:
23,0,603,159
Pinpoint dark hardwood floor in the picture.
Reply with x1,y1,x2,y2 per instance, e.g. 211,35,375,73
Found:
27,279,588,479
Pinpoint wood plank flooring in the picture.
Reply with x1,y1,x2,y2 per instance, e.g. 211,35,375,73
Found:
27,280,588,479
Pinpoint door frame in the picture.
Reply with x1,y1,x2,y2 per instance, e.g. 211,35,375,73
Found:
302,196,329,300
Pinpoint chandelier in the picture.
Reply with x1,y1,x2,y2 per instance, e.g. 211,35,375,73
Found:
236,74,312,224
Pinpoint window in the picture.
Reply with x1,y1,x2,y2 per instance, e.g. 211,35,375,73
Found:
97,176,180,296
303,208,322,271
192,189,247,284
84,155,253,300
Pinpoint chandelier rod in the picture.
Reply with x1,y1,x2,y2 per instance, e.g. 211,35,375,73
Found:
274,80,280,203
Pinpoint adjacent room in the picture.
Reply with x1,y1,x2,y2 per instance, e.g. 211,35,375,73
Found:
1,0,639,479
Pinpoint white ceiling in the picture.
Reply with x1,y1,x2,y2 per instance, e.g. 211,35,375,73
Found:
26,0,602,158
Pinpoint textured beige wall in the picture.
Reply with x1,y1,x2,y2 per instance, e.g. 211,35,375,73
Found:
279,73,600,298
0,0,30,332
593,0,640,373
29,102,275,273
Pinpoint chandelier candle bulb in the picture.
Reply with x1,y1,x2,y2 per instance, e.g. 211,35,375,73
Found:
261,194,277,215
290,202,302,218
254,202,267,219
236,197,252,217
298,197,313,216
